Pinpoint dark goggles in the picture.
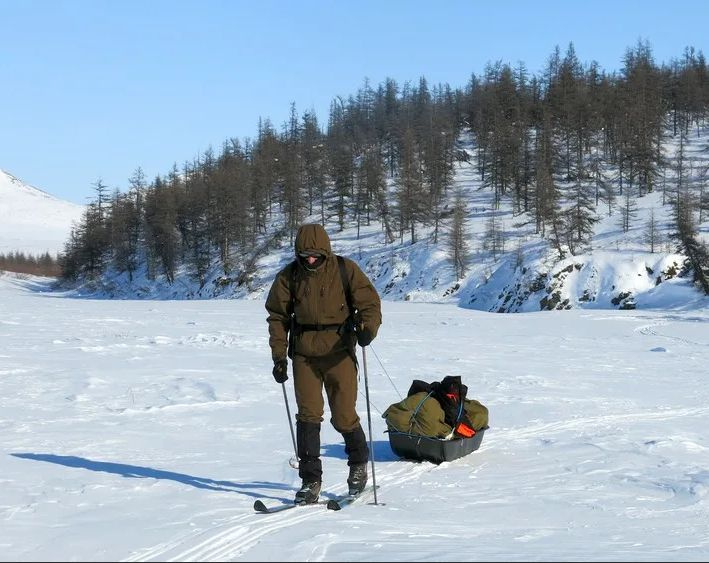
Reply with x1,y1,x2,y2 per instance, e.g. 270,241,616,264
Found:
298,251,324,259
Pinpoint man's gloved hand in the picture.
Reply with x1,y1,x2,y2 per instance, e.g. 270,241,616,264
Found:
272,359,288,383
356,325,374,347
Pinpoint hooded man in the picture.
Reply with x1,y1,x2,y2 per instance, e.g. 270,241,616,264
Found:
265,223,382,504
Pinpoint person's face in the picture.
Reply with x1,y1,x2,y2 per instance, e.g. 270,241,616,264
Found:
299,251,325,269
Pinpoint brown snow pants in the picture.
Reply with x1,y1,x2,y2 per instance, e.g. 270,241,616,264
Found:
292,349,360,432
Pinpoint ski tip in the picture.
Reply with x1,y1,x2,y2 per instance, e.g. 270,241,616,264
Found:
253,500,268,512
326,500,342,511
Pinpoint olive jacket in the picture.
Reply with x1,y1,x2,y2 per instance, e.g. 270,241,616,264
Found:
265,224,382,362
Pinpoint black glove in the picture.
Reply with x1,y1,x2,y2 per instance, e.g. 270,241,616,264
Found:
356,325,374,347
272,359,288,383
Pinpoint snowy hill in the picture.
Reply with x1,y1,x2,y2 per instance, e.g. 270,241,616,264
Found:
73,126,709,312
0,169,85,257
464,185,706,313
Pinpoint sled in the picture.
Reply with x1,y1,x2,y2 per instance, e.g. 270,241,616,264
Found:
387,427,487,464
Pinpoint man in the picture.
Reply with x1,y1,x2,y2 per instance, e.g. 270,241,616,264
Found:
265,223,382,504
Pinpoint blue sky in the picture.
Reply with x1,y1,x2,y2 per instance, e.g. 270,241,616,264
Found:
1,0,707,204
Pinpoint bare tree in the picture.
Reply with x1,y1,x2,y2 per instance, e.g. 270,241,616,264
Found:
482,207,505,260
447,192,469,279
618,186,638,233
644,208,662,252
566,178,597,254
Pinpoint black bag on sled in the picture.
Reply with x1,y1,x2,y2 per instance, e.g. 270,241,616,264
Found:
383,376,489,464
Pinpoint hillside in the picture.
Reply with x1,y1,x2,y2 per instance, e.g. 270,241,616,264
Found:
0,169,85,257
70,124,709,312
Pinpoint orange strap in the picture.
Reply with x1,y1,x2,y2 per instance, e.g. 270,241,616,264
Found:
455,422,476,438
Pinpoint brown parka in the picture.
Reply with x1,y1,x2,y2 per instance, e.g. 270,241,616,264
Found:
265,224,382,363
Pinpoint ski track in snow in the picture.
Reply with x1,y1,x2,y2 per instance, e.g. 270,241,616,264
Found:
493,406,709,441
122,462,428,562
636,321,709,348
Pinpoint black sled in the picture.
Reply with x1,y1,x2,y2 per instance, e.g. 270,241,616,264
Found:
387,427,487,464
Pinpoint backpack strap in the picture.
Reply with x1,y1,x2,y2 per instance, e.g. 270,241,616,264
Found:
336,255,354,318
288,259,297,315
286,260,297,359
336,254,359,370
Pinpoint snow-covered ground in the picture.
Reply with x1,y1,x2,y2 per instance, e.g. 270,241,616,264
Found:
0,169,84,257
2,272,709,562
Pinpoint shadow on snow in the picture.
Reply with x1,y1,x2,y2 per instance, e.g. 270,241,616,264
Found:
12,446,403,503
321,439,400,463
11,452,298,503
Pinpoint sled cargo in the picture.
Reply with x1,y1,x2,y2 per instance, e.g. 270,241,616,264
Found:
387,426,487,464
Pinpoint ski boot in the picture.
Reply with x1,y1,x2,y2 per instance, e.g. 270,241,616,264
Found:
294,480,321,505
347,463,367,496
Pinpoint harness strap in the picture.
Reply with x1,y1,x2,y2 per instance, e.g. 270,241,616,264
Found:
298,323,342,332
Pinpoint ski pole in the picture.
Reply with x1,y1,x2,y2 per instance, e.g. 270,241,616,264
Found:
361,345,378,505
281,381,299,469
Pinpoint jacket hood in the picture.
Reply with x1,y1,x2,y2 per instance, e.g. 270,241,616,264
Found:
295,224,332,257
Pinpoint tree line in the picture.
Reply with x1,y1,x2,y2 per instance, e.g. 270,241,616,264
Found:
59,41,709,288
0,251,61,277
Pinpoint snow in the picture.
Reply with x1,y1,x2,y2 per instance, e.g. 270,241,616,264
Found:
2,271,709,561
0,169,84,257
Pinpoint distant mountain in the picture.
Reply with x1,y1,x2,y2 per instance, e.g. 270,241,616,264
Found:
0,169,84,257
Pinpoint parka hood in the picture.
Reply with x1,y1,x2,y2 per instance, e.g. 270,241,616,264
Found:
295,223,332,257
